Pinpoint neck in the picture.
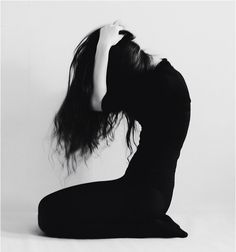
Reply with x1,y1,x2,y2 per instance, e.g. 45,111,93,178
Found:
152,54,163,66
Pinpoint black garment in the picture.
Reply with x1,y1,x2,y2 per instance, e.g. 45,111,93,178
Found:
38,58,191,239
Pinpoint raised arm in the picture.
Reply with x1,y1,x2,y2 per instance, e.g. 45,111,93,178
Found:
91,42,111,111
91,21,125,111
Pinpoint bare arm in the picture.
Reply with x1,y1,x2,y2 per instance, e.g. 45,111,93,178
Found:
91,21,125,111
91,42,111,111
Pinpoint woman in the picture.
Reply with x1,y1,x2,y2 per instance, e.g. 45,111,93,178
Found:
38,21,191,239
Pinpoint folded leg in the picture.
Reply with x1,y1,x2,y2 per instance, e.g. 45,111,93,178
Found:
38,177,169,238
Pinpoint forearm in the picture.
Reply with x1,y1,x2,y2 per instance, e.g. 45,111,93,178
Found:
91,41,111,111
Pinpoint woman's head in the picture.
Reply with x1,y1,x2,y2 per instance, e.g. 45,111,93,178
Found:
50,25,155,176
108,29,153,72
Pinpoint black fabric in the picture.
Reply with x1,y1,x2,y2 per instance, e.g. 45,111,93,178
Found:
38,58,191,239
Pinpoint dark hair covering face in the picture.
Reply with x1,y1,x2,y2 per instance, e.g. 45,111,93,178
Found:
50,26,154,176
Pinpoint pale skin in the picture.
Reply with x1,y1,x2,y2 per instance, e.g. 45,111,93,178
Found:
91,20,125,111
91,20,162,112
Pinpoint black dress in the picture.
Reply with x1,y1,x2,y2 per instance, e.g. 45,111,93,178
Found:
38,58,191,239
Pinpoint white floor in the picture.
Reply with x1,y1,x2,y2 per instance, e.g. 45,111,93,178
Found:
1,209,234,252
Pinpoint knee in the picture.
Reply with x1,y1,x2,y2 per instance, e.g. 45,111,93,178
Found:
38,194,59,235
38,196,50,233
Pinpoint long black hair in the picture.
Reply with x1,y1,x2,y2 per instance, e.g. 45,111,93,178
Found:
50,25,155,176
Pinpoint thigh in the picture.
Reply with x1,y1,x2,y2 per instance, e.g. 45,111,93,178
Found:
38,177,166,229
38,177,128,223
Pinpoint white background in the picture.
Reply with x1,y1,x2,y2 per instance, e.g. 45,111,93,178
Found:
1,1,235,251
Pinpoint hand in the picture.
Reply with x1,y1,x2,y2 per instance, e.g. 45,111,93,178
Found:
98,20,125,48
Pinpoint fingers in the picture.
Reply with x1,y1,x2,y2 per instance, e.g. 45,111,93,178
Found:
113,20,121,26
112,20,125,30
